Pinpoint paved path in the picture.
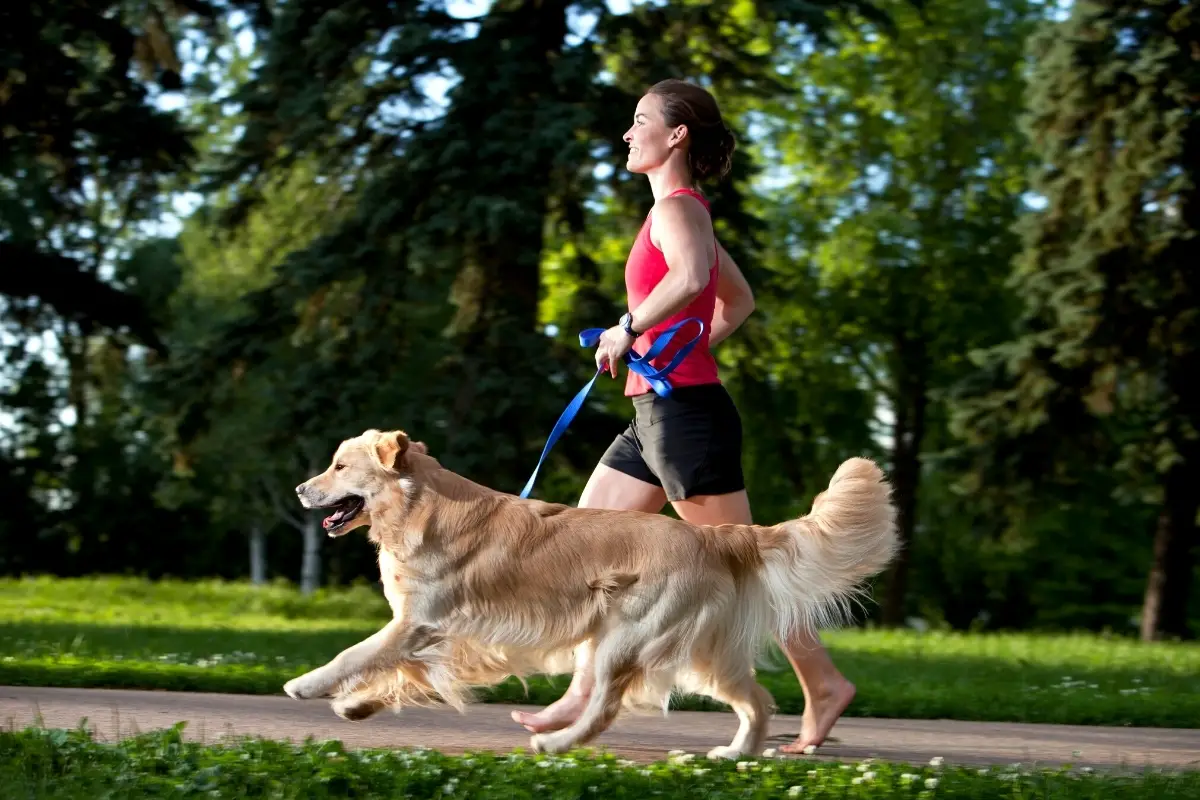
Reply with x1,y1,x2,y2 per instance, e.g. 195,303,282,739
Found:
2,686,1198,771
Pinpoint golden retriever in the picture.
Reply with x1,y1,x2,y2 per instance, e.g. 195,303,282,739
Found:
283,428,899,759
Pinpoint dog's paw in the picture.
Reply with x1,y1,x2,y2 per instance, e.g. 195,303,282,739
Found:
331,697,383,722
706,745,748,761
283,674,328,700
529,732,572,755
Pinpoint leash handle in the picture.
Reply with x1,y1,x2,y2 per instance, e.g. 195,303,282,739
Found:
579,317,706,399
518,317,706,499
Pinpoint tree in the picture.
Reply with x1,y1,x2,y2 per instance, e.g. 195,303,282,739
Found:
0,0,228,351
750,0,1041,622
0,1,244,571
951,0,1200,639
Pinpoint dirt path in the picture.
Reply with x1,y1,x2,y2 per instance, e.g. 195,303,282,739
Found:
3,685,1197,771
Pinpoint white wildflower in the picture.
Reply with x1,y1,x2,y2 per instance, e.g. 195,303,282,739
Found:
925,777,939,789
787,787,803,798
929,756,945,767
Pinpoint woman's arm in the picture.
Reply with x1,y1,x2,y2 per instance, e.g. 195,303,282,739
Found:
709,241,755,347
627,195,715,331
593,196,714,376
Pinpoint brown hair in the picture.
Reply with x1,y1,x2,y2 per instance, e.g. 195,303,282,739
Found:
646,79,736,182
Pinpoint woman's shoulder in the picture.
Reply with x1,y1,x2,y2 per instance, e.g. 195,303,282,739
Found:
649,191,714,244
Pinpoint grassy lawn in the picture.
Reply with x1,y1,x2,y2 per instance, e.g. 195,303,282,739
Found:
2,576,1199,728
4,725,1197,799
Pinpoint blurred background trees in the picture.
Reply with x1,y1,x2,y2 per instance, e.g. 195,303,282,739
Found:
2,0,1196,639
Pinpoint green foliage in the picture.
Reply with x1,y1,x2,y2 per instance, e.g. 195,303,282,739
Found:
0,0,218,350
743,0,1041,620
7,725,1197,800
948,0,1200,638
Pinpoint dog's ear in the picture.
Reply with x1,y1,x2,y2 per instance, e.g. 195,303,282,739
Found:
371,430,410,472
410,441,428,456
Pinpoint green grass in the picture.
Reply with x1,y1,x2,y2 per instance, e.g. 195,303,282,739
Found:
3,576,1199,728
3,724,1197,800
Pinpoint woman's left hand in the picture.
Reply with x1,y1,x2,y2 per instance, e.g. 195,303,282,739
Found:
595,326,637,378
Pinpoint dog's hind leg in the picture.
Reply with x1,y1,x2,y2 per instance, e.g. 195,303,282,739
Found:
528,635,642,755
700,667,775,760
331,693,387,722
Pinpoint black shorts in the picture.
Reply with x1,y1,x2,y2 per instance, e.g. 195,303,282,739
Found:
598,383,746,502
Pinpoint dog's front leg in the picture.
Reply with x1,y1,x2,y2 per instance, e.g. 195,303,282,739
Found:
283,619,441,700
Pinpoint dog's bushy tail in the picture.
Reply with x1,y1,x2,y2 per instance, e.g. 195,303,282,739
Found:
757,457,900,641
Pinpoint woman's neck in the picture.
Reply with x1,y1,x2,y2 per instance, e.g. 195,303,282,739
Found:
646,158,694,201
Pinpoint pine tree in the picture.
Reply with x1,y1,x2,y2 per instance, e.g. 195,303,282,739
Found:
952,0,1200,639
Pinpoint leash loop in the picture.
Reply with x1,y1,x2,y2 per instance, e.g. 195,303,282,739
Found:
518,317,705,499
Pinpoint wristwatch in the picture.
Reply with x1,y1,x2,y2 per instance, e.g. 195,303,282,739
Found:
619,312,640,338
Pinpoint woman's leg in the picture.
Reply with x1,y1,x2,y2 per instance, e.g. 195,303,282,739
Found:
511,462,667,733
672,490,856,752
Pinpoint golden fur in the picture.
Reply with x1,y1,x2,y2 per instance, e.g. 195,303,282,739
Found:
284,428,900,758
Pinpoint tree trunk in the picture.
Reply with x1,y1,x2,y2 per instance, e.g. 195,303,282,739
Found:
300,514,321,596
881,335,929,627
1140,452,1200,640
249,524,267,586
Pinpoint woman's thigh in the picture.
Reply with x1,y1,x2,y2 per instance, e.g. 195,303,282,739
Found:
672,489,753,526
579,462,668,513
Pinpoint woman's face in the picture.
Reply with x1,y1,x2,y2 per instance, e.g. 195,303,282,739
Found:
623,93,684,174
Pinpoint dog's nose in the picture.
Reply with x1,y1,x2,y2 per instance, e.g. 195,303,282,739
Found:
295,484,305,495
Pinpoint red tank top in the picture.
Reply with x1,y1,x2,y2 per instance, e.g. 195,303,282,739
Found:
623,187,721,397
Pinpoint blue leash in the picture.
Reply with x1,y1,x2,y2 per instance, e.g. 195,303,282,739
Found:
518,317,706,499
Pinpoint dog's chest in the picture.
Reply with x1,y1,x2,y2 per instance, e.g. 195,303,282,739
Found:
377,549,408,614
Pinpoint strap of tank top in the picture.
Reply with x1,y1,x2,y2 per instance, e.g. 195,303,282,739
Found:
667,187,710,210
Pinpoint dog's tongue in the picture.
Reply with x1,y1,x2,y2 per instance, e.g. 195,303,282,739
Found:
323,511,343,529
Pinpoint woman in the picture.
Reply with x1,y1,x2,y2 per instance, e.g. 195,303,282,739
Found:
510,79,856,754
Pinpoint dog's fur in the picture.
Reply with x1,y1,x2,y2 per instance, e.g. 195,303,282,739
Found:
284,428,899,759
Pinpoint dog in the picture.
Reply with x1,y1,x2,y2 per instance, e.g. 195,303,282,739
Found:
283,428,899,759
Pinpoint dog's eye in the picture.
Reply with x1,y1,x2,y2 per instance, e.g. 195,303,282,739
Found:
334,463,346,471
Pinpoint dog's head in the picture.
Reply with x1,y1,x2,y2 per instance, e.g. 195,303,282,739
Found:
295,429,428,537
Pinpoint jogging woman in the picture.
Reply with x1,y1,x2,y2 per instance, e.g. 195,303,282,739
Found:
511,79,856,754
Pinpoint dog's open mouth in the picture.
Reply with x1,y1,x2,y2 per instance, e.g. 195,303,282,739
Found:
321,495,365,535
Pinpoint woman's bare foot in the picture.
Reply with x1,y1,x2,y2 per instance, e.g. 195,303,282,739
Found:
779,676,856,753
510,690,590,734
